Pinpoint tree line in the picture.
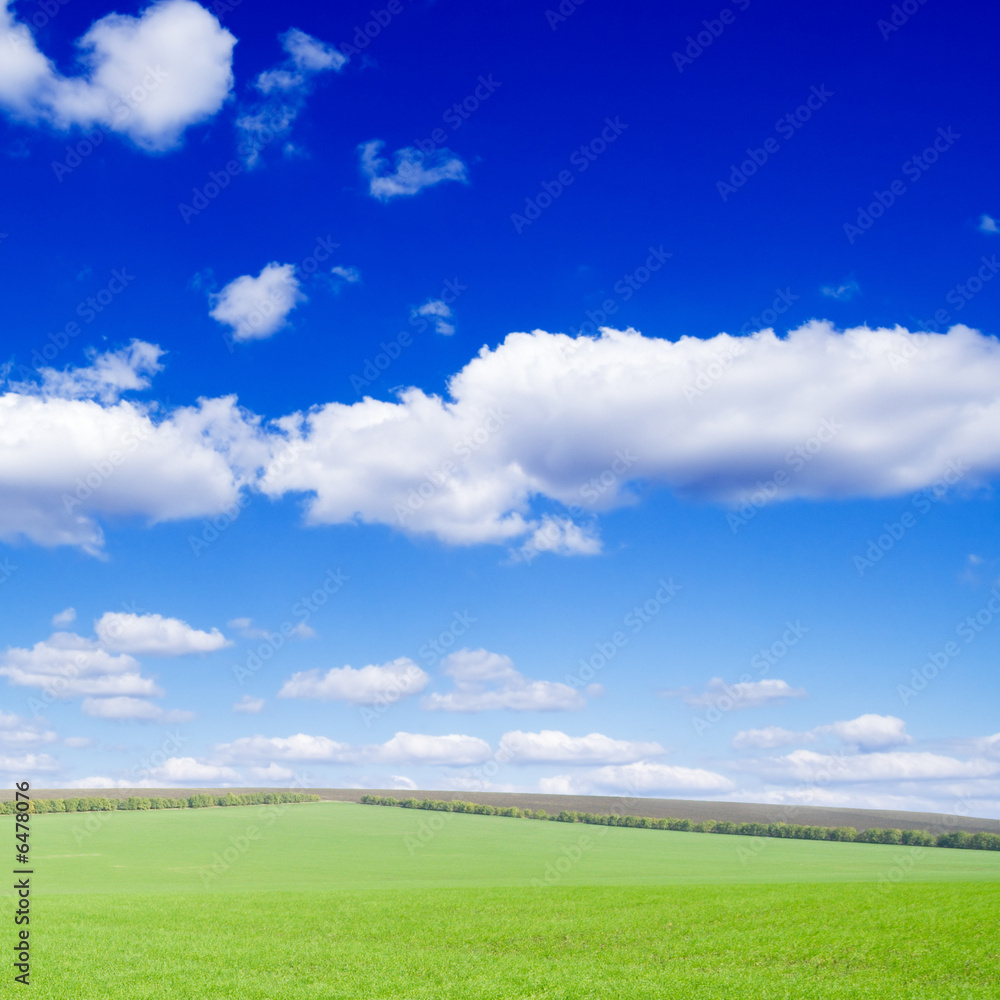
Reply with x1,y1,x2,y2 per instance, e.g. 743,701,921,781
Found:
359,795,1000,852
0,792,321,814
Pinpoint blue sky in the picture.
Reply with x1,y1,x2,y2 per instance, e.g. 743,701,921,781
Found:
1,0,999,817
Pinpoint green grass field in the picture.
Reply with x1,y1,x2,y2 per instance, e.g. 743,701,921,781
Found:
6,802,999,998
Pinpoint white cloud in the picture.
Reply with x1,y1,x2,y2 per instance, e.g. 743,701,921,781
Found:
95,611,229,656
389,774,417,790
209,263,305,342
732,726,816,750
979,214,998,234
0,346,267,553
0,632,158,698
237,27,344,167
374,732,492,766
254,28,344,93
0,752,59,773
10,322,1000,557
359,141,467,200
259,323,1000,552
498,730,664,765
63,736,94,748
147,756,238,783
541,761,734,795
64,776,163,788
331,265,361,284
217,733,350,762
747,749,1000,784
233,695,264,714
247,763,294,781
422,649,585,712
215,731,493,767
278,657,429,704
670,678,806,710
0,0,235,151
512,515,602,562
821,277,860,301
816,713,912,752
52,607,76,626
414,300,455,336
0,711,57,747
733,714,912,752
26,340,163,405
80,696,193,722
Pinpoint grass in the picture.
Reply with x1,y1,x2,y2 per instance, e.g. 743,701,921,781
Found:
6,802,999,998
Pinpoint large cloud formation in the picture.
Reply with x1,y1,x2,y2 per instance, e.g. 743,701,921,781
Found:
0,0,235,150
4,322,1000,554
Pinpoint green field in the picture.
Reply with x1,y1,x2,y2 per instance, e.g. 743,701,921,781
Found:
6,802,999,998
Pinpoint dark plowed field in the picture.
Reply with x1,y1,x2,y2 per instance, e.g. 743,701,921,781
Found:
7,786,997,834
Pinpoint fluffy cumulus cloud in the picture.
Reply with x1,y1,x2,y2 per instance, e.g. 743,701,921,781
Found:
540,761,735,796
0,711,57,747
147,756,239,783
9,323,1000,556
732,726,817,750
215,731,493,766
359,141,467,200
0,0,235,150
733,714,911,752
237,27,345,167
745,749,1000,784
95,611,230,656
498,730,664,765
22,340,164,404
233,695,265,714
0,342,268,552
414,300,455,336
209,263,306,342
0,632,157,698
0,752,59,773
259,322,1000,553
278,657,429,704
422,649,585,712
815,713,912,752
668,678,807,710
81,695,193,722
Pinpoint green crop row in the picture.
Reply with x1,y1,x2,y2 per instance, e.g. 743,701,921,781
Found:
0,791,321,814
358,795,1000,851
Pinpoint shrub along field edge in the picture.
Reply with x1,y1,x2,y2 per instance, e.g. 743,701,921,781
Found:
0,791,320,814
358,794,1000,852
